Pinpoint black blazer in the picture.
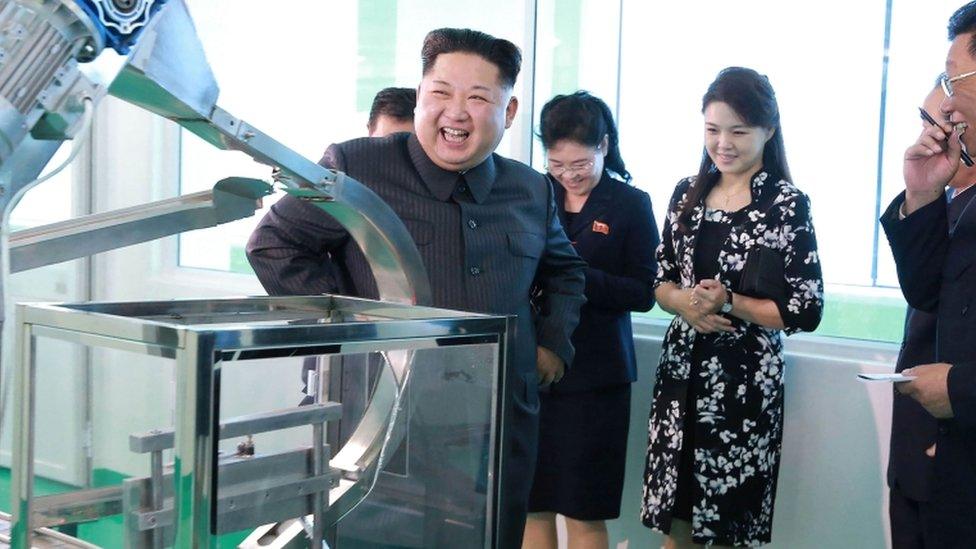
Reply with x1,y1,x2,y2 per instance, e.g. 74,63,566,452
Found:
888,307,938,501
882,187,976,541
550,172,659,393
887,188,976,503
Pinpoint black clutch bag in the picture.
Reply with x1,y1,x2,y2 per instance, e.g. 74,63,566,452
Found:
738,246,787,301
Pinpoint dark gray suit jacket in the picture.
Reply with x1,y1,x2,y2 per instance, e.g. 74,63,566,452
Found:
882,189,976,545
246,132,586,547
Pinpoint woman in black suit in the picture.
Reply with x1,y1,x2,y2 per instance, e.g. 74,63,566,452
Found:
523,91,660,549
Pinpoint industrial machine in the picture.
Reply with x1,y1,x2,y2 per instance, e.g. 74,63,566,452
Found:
0,0,508,546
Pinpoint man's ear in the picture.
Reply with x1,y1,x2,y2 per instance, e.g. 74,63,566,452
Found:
504,96,519,129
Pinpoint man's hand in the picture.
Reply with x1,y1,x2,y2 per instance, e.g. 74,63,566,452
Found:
898,362,955,418
536,346,565,385
903,122,962,214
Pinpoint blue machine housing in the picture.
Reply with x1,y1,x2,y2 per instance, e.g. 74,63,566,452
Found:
73,0,168,55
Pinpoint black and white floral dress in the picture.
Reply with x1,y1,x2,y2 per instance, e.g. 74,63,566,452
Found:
641,170,823,546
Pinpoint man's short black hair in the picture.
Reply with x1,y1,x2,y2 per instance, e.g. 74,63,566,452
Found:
368,87,417,130
949,2,976,57
421,28,521,89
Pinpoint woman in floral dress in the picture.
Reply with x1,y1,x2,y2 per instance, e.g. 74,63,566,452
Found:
641,67,824,547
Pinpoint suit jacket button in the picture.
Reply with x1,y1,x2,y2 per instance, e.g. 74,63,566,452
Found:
469,266,482,276
938,424,950,435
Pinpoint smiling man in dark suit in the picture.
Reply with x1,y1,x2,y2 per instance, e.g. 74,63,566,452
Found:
880,3,976,546
247,27,586,547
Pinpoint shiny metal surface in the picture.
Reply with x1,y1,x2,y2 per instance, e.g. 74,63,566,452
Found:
10,296,507,547
0,511,102,548
9,176,272,272
106,0,217,120
0,1,482,546
0,0,101,161
107,0,431,306
30,486,123,529
128,402,342,454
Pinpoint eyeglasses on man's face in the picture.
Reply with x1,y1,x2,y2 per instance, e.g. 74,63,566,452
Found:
546,160,595,179
941,69,976,97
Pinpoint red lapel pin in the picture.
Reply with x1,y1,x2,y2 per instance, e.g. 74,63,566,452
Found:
592,220,610,235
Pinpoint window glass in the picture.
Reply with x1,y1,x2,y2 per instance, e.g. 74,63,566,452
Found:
618,1,921,343
876,1,966,287
9,147,75,230
531,0,621,169
178,0,527,273
619,0,887,286
174,0,964,344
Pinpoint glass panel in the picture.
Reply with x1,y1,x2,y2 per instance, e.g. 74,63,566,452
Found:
5,297,502,547
334,344,498,548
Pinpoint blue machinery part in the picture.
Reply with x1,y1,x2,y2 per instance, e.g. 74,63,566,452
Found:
73,0,166,55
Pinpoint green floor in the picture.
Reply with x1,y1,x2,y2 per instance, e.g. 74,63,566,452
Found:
0,467,250,548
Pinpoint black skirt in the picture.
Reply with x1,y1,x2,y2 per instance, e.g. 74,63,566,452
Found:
527,383,631,520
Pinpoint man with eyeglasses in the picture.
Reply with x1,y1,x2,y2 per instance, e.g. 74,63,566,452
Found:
880,2,976,546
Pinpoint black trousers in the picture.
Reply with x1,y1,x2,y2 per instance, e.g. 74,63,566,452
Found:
890,485,932,549
889,484,976,549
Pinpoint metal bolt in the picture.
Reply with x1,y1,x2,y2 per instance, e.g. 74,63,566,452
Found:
241,130,256,141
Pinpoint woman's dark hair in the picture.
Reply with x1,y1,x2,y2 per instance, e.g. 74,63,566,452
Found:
539,91,630,182
676,67,792,232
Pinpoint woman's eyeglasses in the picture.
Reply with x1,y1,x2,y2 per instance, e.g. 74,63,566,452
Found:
546,160,594,178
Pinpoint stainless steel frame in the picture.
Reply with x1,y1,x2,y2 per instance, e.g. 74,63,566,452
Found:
8,296,509,548
0,0,432,483
8,176,271,273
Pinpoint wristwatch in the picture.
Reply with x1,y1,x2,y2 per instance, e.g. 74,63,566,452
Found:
720,288,733,314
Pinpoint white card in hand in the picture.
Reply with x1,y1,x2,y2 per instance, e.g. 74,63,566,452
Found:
857,373,916,383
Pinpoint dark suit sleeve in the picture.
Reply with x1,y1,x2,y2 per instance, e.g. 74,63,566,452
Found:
948,362,976,431
534,181,587,367
880,191,949,313
246,144,351,296
777,193,824,334
583,190,659,313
